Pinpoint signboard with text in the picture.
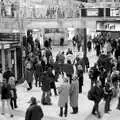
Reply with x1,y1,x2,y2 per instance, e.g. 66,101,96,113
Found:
87,8,98,16
96,21,120,32
110,8,120,16
0,33,20,41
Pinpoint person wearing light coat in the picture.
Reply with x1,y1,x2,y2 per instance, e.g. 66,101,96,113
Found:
69,76,79,114
58,77,70,117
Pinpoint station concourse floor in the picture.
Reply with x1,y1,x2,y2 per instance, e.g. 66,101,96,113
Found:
0,45,120,120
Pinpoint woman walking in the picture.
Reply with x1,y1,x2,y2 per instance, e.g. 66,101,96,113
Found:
1,78,13,117
58,77,70,117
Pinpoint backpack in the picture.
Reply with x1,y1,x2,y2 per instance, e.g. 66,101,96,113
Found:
88,88,94,101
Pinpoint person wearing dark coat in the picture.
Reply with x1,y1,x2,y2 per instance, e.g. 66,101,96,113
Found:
47,67,57,96
34,58,43,87
76,64,84,93
104,82,113,113
3,67,14,82
91,80,104,118
41,71,52,105
25,97,44,120
115,46,120,60
1,78,13,117
24,67,33,91
95,42,101,56
89,64,100,88
87,40,92,52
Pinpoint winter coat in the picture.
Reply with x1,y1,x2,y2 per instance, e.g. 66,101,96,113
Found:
1,83,11,100
92,86,104,102
34,62,43,79
58,82,70,107
41,72,51,92
70,80,79,107
25,69,33,84
25,104,44,120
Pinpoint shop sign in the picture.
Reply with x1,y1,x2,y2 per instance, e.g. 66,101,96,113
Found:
0,33,20,41
110,8,120,16
96,22,120,31
87,8,98,16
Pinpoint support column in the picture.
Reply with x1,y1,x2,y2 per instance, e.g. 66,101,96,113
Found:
83,28,87,72
1,44,5,74
8,50,12,69
14,49,17,80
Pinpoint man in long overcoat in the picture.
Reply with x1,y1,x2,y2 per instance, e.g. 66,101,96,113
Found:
70,76,79,114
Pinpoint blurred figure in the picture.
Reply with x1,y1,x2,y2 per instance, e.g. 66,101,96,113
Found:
24,58,33,90
1,78,13,117
41,70,52,105
91,80,104,118
104,82,113,113
69,76,79,114
1,0,6,16
25,97,44,120
87,40,92,52
58,77,70,117
8,75,18,109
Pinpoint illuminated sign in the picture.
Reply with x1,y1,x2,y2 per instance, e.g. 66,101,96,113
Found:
110,8,120,16
96,22,120,31
87,8,98,16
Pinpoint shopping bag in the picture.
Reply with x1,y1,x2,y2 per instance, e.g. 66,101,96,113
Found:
22,80,29,89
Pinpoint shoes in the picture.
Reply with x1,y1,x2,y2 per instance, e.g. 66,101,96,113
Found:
98,114,101,119
64,114,67,117
1,113,5,115
117,107,120,110
27,88,31,91
92,112,97,115
10,114,14,117
70,112,77,114
15,106,18,108
59,114,63,117
104,111,109,114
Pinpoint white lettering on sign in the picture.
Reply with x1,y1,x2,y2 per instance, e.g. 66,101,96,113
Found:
96,22,120,31
104,24,116,30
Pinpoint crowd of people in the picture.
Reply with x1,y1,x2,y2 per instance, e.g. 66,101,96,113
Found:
1,0,16,18
0,31,120,120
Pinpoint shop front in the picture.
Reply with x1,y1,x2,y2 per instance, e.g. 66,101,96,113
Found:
96,20,120,39
0,33,22,81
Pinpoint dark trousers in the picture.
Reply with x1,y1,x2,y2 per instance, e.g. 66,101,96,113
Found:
72,107,78,113
50,83,57,96
28,82,32,89
10,98,17,109
117,97,120,110
35,74,41,87
66,74,72,84
92,101,101,117
104,96,111,112
60,103,68,117
78,77,83,93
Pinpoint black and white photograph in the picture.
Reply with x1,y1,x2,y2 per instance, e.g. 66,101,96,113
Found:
0,0,120,120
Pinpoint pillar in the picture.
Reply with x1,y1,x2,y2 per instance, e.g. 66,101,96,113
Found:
83,28,87,72
1,44,5,74
8,50,12,69
14,48,17,80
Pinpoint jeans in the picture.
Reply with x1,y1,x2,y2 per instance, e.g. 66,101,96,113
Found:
41,91,51,105
104,96,111,112
10,98,17,109
92,101,100,117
